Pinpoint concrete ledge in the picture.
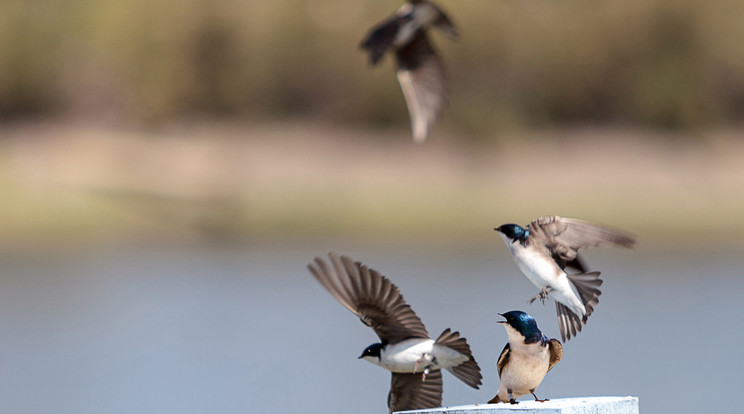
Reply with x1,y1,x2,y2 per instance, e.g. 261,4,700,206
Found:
396,396,639,414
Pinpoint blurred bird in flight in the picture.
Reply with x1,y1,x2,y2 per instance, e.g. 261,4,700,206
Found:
360,0,458,143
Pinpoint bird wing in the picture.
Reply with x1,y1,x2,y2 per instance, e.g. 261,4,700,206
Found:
360,17,402,65
430,3,459,38
495,343,511,377
547,338,563,372
528,216,639,264
308,253,430,343
563,254,589,273
395,30,446,143
388,370,443,413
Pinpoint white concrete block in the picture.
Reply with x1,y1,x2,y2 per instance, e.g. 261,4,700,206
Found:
396,396,639,414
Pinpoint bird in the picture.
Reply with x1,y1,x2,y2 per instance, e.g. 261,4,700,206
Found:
488,310,563,405
360,0,458,143
308,252,482,413
494,216,639,341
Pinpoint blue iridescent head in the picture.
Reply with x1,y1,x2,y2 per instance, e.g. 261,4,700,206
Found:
499,310,543,343
495,224,528,243
359,343,383,360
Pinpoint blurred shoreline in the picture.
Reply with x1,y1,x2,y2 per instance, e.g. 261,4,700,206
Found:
0,119,742,250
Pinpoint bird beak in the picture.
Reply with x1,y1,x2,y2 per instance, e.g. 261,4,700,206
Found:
358,355,364,359
493,227,500,233
497,313,506,323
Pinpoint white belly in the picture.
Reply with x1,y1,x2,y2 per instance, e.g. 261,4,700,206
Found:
512,247,560,289
512,247,586,316
497,343,550,398
380,338,468,373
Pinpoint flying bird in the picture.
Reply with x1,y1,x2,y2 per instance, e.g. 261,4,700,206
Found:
494,216,638,341
488,311,562,404
360,0,458,143
308,252,481,413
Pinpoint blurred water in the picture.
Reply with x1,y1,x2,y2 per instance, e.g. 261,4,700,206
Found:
0,242,741,414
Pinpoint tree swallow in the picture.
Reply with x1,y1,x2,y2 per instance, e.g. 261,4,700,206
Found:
308,252,482,413
360,0,458,143
494,216,639,341
488,311,562,405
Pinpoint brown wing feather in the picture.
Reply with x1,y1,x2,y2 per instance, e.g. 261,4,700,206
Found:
528,216,638,263
308,253,429,343
547,339,563,372
388,370,443,413
555,301,583,342
495,343,510,377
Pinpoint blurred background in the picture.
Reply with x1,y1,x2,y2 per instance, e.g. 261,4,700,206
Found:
0,0,742,413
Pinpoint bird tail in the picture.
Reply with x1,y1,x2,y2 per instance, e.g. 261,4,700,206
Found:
557,271,602,341
434,328,482,389
487,395,502,404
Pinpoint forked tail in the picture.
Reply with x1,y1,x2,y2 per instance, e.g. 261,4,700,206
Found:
434,328,482,389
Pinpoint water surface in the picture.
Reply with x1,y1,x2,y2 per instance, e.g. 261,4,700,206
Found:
0,243,740,414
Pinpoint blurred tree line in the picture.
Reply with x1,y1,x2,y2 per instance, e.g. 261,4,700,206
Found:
1,0,744,132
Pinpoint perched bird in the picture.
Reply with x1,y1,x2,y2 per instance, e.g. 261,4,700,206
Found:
488,311,562,405
308,252,481,413
360,0,458,143
494,216,638,341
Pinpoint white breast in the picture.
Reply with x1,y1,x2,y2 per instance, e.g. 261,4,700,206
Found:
510,245,560,289
508,243,586,317
499,341,550,395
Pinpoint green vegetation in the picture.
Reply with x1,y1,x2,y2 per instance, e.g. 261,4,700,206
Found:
0,122,742,248
2,0,744,131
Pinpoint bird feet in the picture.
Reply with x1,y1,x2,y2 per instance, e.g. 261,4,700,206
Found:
414,353,434,382
528,287,552,304
509,399,518,405
530,390,549,402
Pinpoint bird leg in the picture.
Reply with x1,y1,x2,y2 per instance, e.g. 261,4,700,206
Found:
508,390,518,405
530,390,549,403
413,353,434,381
528,287,552,304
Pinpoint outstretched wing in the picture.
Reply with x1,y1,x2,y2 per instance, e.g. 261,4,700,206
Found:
395,30,447,143
360,17,402,65
430,3,459,38
528,216,638,264
388,370,443,413
308,253,429,343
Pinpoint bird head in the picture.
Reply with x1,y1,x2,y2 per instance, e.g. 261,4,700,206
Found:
499,311,543,344
358,343,383,364
494,224,528,244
